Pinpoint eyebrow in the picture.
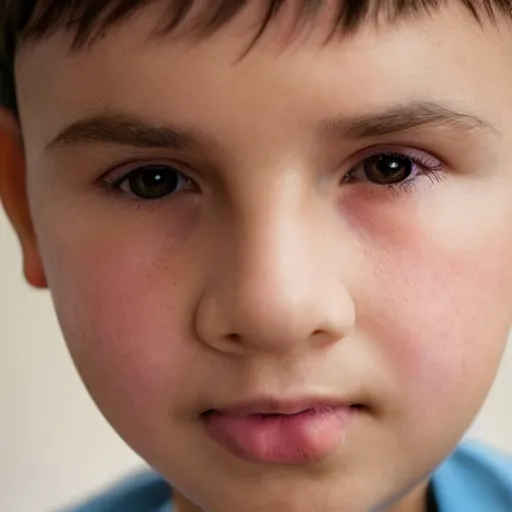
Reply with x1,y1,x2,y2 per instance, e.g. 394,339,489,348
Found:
319,101,496,140
47,101,496,152
46,112,211,152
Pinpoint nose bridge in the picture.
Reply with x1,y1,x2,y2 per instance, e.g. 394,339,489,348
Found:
195,183,355,354
227,169,312,313
234,198,313,332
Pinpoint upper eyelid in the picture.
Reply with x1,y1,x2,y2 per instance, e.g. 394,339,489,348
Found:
342,146,445,177
347,144,444,165
102,160,190,184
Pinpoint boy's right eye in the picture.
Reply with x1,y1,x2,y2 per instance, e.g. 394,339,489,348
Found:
105,163,195,200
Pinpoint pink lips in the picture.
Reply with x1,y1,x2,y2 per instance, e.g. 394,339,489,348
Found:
203,399,354,464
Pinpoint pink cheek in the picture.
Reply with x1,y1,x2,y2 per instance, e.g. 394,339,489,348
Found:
348,199,512,418
385,247,506,418
55,244,190,424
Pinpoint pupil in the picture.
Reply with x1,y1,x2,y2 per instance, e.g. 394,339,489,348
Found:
130,167,178,199
366,154,412,185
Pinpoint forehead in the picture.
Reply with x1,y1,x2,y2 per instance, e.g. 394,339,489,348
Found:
14,1,512,153
7,0,508,115
14,0,510,81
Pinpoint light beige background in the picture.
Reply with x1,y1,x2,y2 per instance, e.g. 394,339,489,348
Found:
2,209,512,512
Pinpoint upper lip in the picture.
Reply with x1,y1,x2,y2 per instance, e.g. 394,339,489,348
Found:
205,396,356,417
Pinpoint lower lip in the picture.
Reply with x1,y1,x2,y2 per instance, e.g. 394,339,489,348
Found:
203,406,353,464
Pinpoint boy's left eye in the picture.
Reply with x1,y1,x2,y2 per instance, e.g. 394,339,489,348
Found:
343,150,444,191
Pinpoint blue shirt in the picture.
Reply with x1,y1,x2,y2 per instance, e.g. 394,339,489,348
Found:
61,441,512,512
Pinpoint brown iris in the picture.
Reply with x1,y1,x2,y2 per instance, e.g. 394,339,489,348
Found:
363,154,413,185
128,165,179,199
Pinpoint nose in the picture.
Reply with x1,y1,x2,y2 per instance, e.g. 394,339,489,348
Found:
195,199,355,356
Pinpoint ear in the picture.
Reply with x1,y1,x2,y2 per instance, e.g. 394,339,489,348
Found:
0,107,47,288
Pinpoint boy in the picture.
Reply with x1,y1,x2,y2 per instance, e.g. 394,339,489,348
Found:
2,0,512,510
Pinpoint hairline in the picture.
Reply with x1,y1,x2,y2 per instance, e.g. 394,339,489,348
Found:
14,0,502,51
2,0,512,112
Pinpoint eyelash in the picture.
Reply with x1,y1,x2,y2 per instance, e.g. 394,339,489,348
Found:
99,149,446,206
344,149,446,195
99,163,195,211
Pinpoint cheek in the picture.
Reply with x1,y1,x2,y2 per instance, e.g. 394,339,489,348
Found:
361,216,512,425
43,228,199,438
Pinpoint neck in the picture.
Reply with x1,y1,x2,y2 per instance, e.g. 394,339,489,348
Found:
172,480,433,512
173,491,204,512
386,481,433,512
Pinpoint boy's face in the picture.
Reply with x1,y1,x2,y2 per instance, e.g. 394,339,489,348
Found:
4,1,512,511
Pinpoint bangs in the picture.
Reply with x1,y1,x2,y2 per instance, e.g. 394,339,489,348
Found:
1,0,512,110
16,0,512,50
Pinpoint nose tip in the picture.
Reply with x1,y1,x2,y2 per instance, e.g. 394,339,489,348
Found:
195,272,355,356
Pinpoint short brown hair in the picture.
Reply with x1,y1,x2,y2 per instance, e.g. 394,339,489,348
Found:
1,0,512,112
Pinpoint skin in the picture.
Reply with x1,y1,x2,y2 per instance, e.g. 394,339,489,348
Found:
2,1,512,510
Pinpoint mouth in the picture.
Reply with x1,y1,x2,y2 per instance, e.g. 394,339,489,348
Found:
201,398,364,465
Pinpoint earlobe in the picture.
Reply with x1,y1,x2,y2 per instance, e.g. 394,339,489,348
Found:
22,238,47,289
0,108,47,289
